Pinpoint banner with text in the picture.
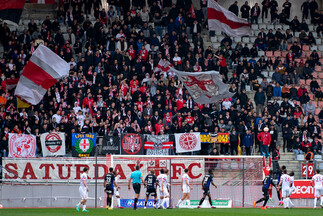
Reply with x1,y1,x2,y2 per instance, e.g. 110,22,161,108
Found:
121,133,144,155
110,157,204,183
290,180,314,199
40,132,66,157
8,133,37,158
72,133,97,157
101,136,120,154
144,134,173,155
2,157,107,183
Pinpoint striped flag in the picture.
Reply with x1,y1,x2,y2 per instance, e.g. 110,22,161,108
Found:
208,0,251,37
144,141,173,149
0,0,25,25
14,44,69,107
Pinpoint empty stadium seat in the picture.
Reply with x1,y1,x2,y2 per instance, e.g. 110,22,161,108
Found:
296,154,305,160
258,50,265,56
251,24,258,30
302,45,310,51
266,51,273,57
274,51,281,57
315,66,322,71
234,37,241,43
242,37,249,43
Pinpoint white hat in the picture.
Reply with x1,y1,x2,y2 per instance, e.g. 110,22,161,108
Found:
264,127,269,132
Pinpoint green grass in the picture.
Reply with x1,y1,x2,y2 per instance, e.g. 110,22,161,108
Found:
0,208,321,216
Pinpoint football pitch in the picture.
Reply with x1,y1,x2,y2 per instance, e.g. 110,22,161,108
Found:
0,208,321,216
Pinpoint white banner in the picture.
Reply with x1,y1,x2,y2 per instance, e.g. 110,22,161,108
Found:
175,133,201,153
172,68,234,104
8,133,37,158
2,157,107,183
40,132,66,157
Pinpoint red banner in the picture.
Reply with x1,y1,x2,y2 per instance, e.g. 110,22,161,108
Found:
301,163,314,178
290,180,314,199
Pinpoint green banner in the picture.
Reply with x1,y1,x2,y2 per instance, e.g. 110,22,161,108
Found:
184,200,231,208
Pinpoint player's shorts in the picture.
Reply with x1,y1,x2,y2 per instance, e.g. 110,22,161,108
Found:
146,188,157,197
159,187,169,197
183,185,190,193
314,188,323,197
203,186,210,195
262,187,269,198
281,188,289,198
79,186,88,199
114,187,120,196
133,183,141,194
105,187,114,195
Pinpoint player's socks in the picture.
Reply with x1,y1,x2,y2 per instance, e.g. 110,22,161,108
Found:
320,197,323,206
288,198,293,207
117,198,121,207
76,202,81,207
145,201,147,207
314,198,317,208
199,198,205,206
208,197,212,206
263,198,269,207
134,198,138,209
256,198,265,203
269,188,272,198
277,190,281,200
176,199,183,207
186,199,191,208
83,205,86,210
164,198,169,208
161,198,166,208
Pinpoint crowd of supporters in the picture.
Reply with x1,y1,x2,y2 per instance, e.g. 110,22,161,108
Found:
0,0,322,158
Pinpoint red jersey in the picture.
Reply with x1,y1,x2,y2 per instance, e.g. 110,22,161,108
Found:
176,99,185,110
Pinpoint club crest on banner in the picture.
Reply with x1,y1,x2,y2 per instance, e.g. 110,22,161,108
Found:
121,133,144,155
45,133,62,153
9,133,36,158
175,133,201,153
72,133,96,157
179,133,198,151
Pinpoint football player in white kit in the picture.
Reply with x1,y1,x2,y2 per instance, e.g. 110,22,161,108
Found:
278,169,292,209
113,171,123,208
157,169,170,209
176,169,193,208
311,169,323,208
287,171,295,208
76,167,89,212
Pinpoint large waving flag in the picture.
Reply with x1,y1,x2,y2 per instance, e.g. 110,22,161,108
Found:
172,68,234,104
154,59,173,74
15,44,69,107
0,0,25,25
208,0,251,37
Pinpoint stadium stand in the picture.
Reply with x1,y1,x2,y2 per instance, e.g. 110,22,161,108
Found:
0,0,322,178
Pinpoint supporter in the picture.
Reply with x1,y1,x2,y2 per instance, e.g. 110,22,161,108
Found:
292,137,303,159
312,136,322,155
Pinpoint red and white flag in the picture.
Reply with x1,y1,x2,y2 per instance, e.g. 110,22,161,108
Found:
154,59,173,74
14,44,69,105
189,4,196,19
5,78,19,90
208,0,251,37
171,68,234,104
175,133,201,153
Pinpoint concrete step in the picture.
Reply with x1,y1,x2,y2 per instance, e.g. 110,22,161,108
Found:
21,3,56,20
